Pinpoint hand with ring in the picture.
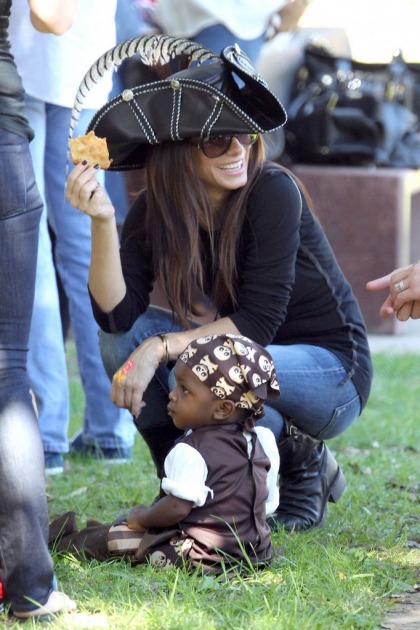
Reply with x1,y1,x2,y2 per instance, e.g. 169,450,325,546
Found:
394,279,406,294
366,261,420,320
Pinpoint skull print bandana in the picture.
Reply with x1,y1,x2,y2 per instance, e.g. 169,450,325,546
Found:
179,334,280,418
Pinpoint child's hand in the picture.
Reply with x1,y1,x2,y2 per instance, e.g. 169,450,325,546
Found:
111,514,129,527
127,495,194,530
127,505,149,531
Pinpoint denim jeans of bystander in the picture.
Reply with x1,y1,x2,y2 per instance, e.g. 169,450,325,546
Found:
0,129,55,612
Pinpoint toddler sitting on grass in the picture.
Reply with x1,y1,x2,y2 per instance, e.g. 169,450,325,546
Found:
49,334,280,574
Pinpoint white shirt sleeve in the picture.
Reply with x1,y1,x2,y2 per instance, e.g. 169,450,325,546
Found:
255,426,280,515
161,442,213,507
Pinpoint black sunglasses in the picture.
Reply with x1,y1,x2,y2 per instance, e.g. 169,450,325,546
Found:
191,133,259,158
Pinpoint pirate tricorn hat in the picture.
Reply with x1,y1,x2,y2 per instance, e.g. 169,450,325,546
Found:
69,34,287,171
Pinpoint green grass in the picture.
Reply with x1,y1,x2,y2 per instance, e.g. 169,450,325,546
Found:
3,350,419,629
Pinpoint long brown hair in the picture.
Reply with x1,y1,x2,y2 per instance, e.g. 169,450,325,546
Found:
144,137,266,327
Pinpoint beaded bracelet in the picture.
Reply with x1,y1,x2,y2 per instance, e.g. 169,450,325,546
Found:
159,334,169,366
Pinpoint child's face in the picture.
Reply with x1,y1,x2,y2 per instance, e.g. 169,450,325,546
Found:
167,361,221,431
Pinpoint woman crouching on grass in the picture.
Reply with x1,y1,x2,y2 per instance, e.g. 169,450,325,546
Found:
65,35,373,533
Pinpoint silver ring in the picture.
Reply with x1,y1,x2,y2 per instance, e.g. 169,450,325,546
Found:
394,280,406,294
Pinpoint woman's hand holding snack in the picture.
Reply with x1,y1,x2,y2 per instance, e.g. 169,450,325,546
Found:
66,162,114,222
66,132,114,221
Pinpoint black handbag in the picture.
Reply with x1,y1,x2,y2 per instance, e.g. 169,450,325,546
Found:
407,61,420,119
284,45,420,168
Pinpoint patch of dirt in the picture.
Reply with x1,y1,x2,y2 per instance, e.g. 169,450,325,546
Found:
380,591,420,629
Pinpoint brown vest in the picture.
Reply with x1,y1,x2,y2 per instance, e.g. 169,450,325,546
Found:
179,423,272,571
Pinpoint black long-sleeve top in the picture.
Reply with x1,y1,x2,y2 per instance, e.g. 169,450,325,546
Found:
91,163,372,410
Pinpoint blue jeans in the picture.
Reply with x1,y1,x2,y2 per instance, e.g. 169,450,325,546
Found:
0,129,54,612
259,344,361,441
99,307,361,442
25,97,135,452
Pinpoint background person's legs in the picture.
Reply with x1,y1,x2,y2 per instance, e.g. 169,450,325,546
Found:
0,134,53,611
26,97,136,468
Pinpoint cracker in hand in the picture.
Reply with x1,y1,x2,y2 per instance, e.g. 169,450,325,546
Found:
69,130,112,169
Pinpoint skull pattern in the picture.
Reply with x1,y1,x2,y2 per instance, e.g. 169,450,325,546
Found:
179,334,279,417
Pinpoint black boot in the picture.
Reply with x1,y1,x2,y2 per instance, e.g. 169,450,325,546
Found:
134,423,183,478
267,419,346,532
